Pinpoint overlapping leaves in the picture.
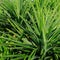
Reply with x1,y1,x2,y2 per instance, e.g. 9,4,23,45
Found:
0,0,60,60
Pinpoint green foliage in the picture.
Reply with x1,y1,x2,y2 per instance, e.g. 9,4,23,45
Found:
0,0,60,60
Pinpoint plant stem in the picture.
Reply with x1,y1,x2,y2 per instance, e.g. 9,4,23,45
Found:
42,29,47,52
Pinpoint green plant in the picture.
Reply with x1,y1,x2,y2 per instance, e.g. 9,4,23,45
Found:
0,0,60,60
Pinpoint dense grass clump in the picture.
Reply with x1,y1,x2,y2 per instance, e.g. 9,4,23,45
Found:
0,0,60,60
